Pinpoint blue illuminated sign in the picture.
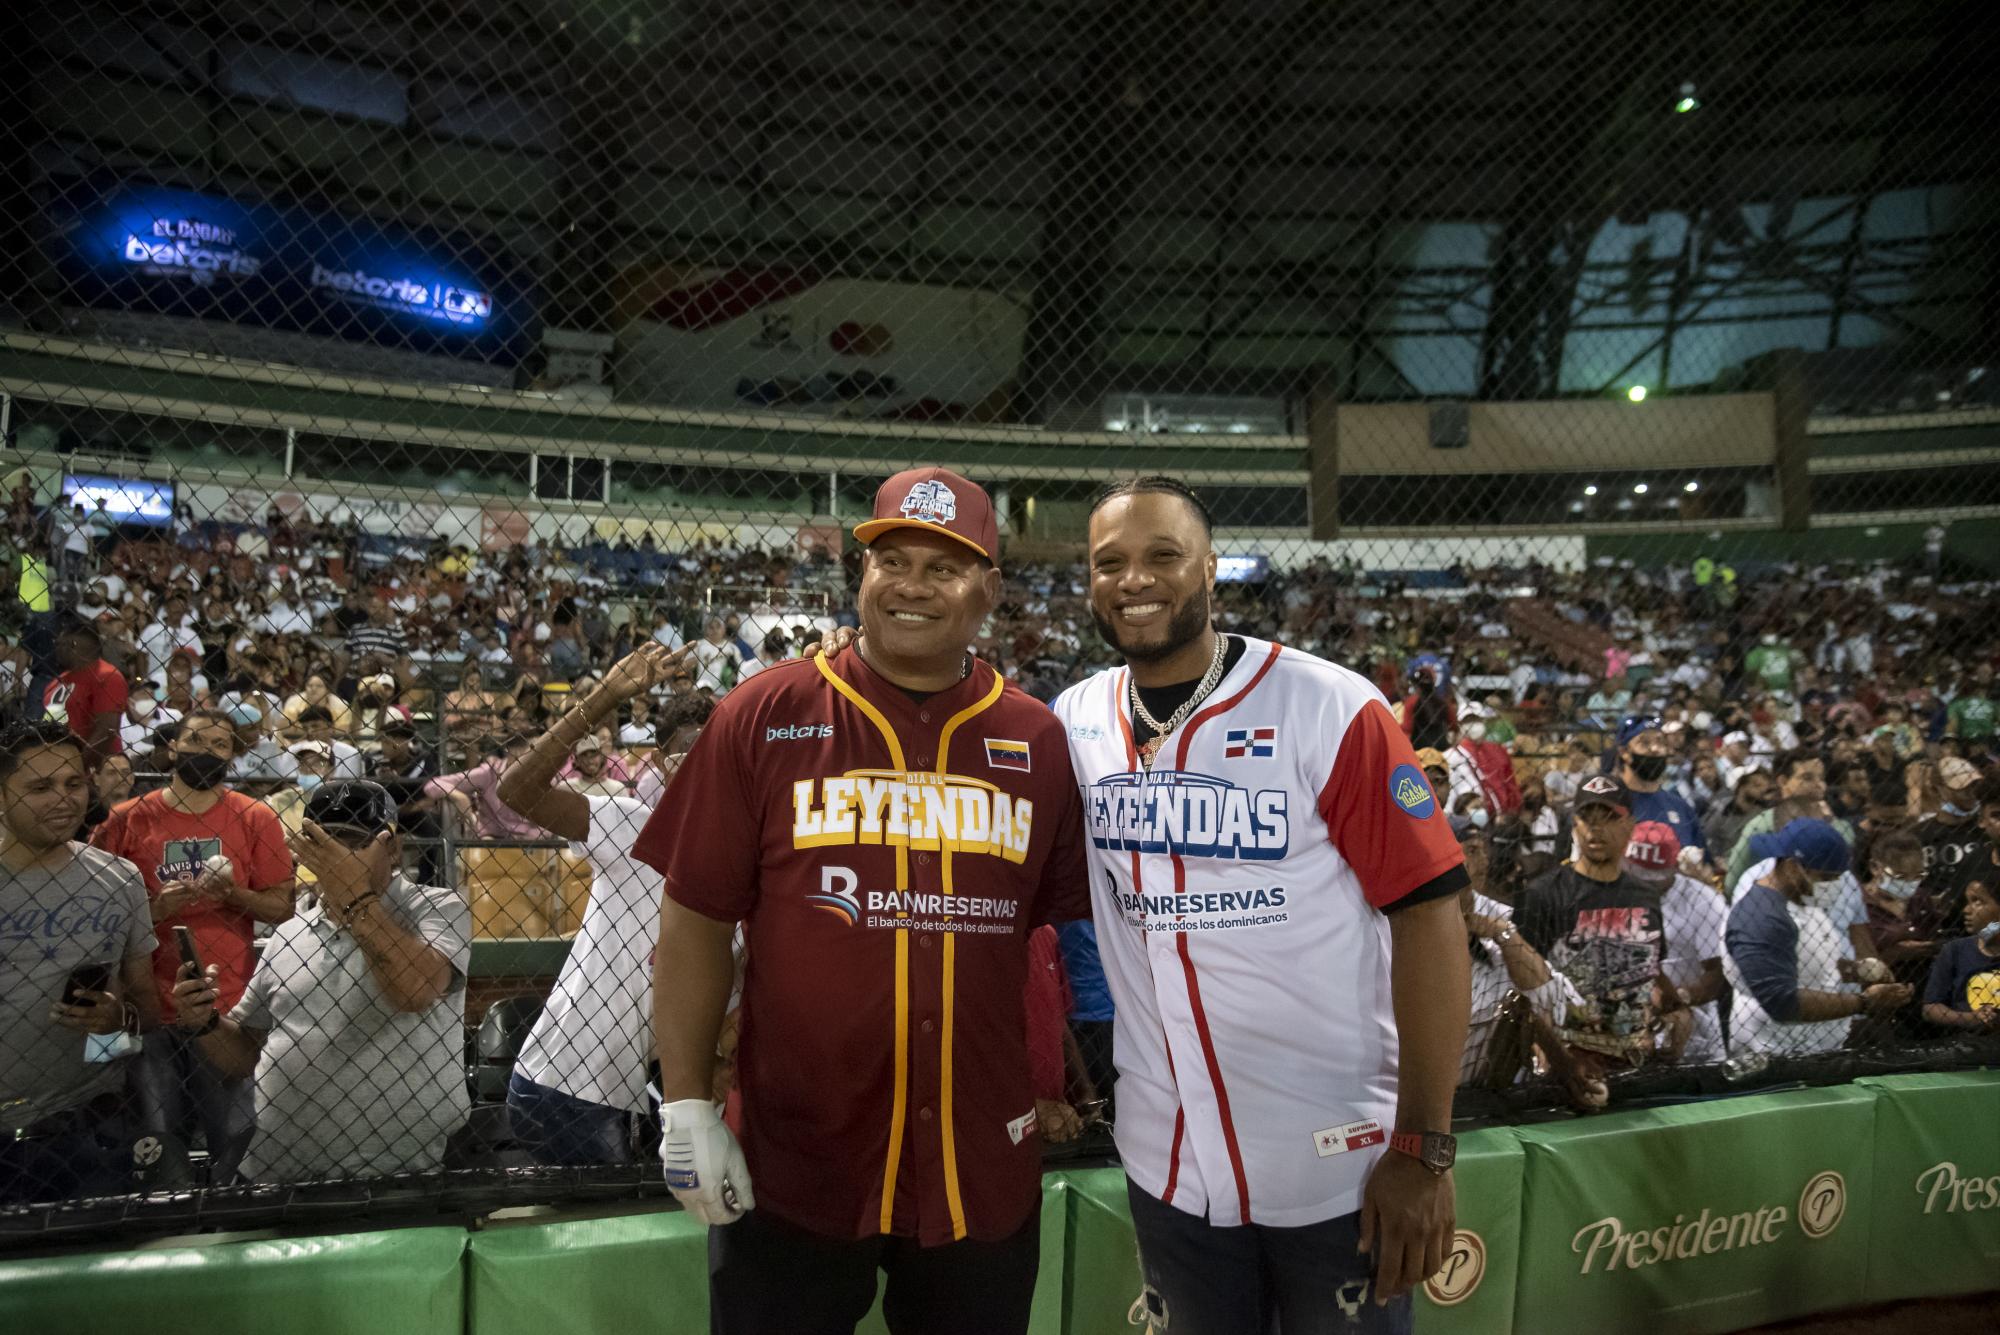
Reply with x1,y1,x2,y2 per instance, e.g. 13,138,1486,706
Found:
51,180,533,364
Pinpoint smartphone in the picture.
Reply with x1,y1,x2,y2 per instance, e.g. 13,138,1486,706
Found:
172,925,204,979
63,961,113,1005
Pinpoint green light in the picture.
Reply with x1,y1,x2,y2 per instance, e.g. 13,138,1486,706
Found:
1627,385,1649,403
1675,96,1699,113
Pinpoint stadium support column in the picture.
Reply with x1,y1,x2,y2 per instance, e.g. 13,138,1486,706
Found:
1762,348,1811,534
1307,368,1340,540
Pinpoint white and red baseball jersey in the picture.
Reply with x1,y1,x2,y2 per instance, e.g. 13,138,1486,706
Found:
1052,636,1466,1227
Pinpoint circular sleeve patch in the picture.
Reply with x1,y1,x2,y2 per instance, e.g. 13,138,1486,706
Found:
1389,763,1438,819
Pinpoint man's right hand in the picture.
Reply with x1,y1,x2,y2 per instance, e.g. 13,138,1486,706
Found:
151,879,202,924
1860,982,1914,1015
660,1098,754,1226
171,963,222,1033
600,640,690,703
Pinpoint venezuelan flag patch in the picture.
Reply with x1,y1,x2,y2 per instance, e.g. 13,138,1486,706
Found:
985,738,1032,772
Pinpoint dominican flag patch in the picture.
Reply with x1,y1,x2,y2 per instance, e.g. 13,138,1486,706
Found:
985,738,1032,772
1224,726,1277,759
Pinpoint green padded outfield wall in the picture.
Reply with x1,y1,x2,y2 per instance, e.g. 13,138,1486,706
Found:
1512,1086,1877,1335
0,1226,466,1335
465,1183,1071,1335
1857,1071,2000,1304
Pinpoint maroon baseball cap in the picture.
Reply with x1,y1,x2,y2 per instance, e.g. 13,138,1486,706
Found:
851,466,999,563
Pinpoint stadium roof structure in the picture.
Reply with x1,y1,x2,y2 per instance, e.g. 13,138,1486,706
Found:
24,0,1999,416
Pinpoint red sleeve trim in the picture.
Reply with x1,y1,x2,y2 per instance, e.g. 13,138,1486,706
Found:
1319,699,1467,909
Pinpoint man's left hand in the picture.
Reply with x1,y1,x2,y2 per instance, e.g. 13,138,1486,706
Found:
1359,1149,1454,1305
288,820,378,917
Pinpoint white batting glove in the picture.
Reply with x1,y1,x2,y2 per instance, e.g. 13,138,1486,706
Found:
659,1098,754,1226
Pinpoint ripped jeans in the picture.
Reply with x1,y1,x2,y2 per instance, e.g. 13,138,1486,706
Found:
1126,1180,1413,1335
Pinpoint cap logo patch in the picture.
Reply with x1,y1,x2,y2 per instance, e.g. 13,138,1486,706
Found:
900,478,958,526
1389,763,1437,820
1581,776,1621,799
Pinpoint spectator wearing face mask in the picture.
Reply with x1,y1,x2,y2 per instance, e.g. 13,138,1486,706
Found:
1723,819,1909,1059
1716,731,1764,794
1862,827,1938,993
1624,822,1727,1065
1920,879,2000,1033
1448,701,1520,817
1617,716,1711,877
89,710,296,1185
118,680,177,759
1905,761,1990,942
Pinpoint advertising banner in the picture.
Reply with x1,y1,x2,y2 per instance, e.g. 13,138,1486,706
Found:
1858,1071,2000,1302
617,269,1026,422
1416,1128,1524,1335
47,180,536,366
1512,1086,1876,1335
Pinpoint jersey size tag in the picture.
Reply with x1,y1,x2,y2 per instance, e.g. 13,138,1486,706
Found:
1006,1108,1039,1145
1312,1118,1385,1158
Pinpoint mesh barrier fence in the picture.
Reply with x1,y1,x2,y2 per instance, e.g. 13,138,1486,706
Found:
3,0,1998,1239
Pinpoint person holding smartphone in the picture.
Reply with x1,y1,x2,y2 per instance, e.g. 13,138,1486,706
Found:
90,709,295,1186
0,720,160,1205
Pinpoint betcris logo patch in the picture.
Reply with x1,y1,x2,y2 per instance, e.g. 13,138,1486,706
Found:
767,723,834,742
1389,763,1437,820
1085,771,1289,861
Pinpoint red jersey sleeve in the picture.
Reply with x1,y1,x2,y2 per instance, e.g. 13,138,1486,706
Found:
630,693,761,923
1319,699,1466,910
93,662,128,722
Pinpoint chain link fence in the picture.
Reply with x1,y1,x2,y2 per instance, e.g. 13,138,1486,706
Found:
3,0,1998,1240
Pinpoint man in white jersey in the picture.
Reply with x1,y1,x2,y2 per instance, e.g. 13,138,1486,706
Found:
1055,478,1470,1332
496,640,691,1163
807,478,1470,1329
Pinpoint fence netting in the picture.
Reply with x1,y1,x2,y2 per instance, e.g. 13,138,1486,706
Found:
3,0,1998,1239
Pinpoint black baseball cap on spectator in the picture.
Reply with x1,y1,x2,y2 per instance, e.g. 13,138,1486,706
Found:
305,779,399,837
1575,774,1633,817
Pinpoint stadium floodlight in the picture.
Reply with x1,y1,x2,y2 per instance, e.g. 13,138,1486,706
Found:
1627,384,1649,403
1676,82,1700,113
1633,482,1650,495
1584,484,1600,497
1684,480,1700,493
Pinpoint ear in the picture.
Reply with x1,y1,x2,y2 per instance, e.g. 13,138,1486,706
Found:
980,564,1004,608
1203,549,1219,588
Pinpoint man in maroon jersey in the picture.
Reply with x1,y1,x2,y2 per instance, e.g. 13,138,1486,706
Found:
635,466,1091,1335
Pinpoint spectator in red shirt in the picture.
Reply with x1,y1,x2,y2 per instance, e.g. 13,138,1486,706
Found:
42,618,127,770
90,710,296,1185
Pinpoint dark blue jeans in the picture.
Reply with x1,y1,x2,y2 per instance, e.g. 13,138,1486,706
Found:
505,1073,634,1166
1127,1179,1413,1335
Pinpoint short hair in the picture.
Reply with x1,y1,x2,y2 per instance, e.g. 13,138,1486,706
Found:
179,709,237,741
297,705,335,727
1869,827,1922,866
1086,475,1214,537
657,692,716,741
1774,748,1823,781
0,720,84,785
56,617,100,647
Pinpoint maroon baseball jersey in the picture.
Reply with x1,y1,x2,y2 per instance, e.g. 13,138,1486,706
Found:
633,648,1091,1246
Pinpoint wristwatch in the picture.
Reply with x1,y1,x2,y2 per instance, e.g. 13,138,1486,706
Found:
1388,1130,1457,1175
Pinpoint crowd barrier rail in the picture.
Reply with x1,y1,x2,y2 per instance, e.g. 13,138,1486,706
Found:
1,1070,1992,1334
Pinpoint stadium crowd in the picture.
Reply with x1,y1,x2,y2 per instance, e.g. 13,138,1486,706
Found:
3,484,1998,1203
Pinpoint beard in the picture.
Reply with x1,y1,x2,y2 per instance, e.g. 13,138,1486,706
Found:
1092,585,1213,668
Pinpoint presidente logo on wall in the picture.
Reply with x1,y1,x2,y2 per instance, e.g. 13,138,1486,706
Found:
1914,1160,2000,1214
1569,1169,1847,1274
615,267,1027,422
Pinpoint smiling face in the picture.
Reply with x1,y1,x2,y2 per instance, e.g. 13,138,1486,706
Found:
1087,491,1219,666
855,530,999,674
2,741,90,850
